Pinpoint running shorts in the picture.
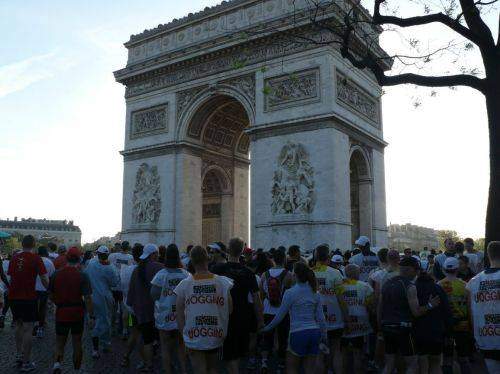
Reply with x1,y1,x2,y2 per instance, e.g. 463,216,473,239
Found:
10,299,38,323
56,320,84,336
288,328,321,357
382,327,416,356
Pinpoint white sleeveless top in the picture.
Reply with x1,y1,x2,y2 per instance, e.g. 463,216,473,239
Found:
466,269,500,350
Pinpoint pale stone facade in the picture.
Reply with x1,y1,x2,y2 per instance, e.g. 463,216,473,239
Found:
115,0,389,250
0,218,81,246
388,223,439,251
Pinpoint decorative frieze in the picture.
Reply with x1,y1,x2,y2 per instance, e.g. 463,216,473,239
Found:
132,163,161,226
223,74,256,108
271,142,315,215
336,71,380,126
176,85,207,121
124,30,334,98
264,68,320,111
130,105,168,139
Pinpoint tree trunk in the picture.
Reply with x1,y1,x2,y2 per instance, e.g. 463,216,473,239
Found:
484,73,500,251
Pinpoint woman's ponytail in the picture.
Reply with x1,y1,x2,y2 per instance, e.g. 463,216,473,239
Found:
293,262,317,292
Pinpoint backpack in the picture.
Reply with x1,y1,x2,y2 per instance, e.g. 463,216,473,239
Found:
265,269,288,307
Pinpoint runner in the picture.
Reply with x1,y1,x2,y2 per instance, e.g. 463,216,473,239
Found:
175,246,233,374
120,243,146,368
378,256,441,374
330,254,345,276
127,243,163,372
108,240,134,338
457,255,474,282
47,242,58,261
260,248,294,372
261,262,326,374
337,264,374,374
466,241,500,374
286,245,306,272
53,245,68,270
437,257,473,374
433,238,456,280
85,245,119,358
349,236,379,282
8,235,48,372
312,244,344,374
414,265,452,374
49,247,94,374
34,246,55,338
211,237,263,374
463,237,482,274
151,244,189,374
207,243,227,271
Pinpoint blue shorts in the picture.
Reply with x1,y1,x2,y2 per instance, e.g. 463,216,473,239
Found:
288,328,321,357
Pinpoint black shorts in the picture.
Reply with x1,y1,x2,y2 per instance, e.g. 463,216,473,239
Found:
341,336,365,350
383,327,416,356
138,321,156,345
56,320,84,336
327,328,344,341
36,291,49,304
222,316,250,361
444,332,474,357
10,300,38,323
415,338,443,356
112,291,123,302
481,349,500,361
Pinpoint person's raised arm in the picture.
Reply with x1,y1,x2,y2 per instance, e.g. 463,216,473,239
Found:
407,284,440,317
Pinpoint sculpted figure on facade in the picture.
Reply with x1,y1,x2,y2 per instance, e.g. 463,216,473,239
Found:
132,163,161,225
271,142,315,215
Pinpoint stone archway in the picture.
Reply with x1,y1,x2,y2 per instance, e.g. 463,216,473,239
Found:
186,94,251,246
350,147,373,245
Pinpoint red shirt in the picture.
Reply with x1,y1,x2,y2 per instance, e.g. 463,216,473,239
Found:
49,266,91,322
53,255,68,270
8,251,47,300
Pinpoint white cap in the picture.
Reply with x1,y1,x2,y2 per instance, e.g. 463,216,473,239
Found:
331,254,343,263
139,243,159,260
96,245,109,254
207,243,221,251
354,236,370,247
444,257,459,270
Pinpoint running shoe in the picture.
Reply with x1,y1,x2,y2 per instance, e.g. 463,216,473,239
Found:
36,327,44,338
52,362,62,374
20,362,36,372
13,355,23,368
91,350,100,359
261,358,268,373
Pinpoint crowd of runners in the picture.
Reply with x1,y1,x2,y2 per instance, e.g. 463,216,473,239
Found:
0,234,498,374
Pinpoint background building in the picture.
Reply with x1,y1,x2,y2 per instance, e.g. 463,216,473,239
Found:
388,223,439,251
0,217,81,246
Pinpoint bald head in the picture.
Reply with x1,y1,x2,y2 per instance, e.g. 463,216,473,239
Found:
345,264,360,280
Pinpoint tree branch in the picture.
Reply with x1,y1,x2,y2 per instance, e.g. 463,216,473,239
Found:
372,0,492,50
458,0,496,48
340,19,486,93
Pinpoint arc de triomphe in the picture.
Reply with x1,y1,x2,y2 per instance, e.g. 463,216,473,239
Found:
114,0,389,250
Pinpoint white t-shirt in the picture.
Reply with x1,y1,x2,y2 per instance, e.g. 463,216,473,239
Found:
349,252,379,282
337,279,374,338
261,268,287,315
466,269,500,350
109,252,135,290
463,252,480,274
313,264,344,330
151,268,190,331
174,274,233,350
36,257,55,292
48,252,58,260
120,264,137,313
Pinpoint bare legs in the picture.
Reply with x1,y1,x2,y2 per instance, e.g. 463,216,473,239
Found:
159,330,187,374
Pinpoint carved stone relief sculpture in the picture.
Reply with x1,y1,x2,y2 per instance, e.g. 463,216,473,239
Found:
131,105,168,139
271,142,315,215
336,70,380,126
132,163,161,225
264,68,320,111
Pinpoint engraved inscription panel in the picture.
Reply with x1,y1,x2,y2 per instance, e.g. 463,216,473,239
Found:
131,105,168,139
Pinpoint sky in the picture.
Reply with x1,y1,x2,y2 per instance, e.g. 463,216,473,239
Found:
0,0,495,243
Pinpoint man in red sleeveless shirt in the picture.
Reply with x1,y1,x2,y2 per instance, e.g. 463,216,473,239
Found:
8,235,48,372
49,247,93,374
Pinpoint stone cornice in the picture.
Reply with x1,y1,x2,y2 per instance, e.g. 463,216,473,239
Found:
246,113,388,151
121,141,251,166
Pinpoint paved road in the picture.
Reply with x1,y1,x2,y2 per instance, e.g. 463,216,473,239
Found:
0,310,489,373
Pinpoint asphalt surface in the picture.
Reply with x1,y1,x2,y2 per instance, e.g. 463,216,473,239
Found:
0,307,489,373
